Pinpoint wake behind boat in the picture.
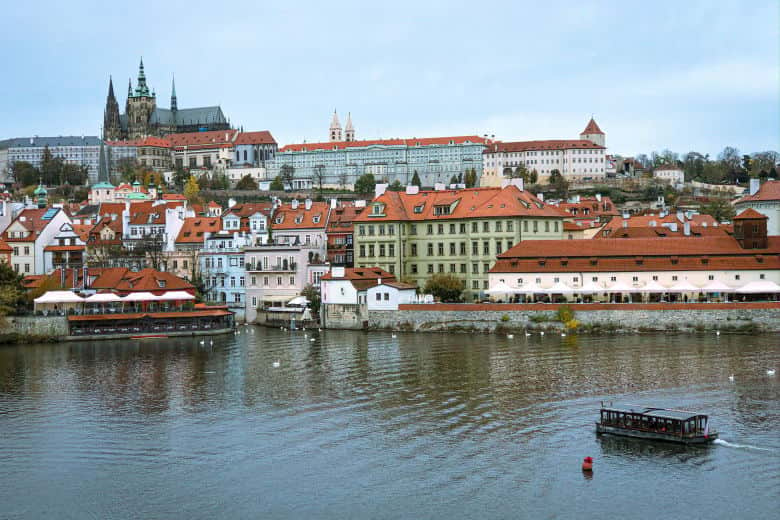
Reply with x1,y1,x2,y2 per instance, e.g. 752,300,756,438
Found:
596,402,718,445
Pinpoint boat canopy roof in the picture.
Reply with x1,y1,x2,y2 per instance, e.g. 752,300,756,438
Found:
601,404,707,422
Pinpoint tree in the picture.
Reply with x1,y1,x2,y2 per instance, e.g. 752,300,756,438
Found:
279,164,295,190
502,166,513,178
270,176,284,191
449,175,459,185
235,174,258,190
527,169,538,184
388,179,404,191
718,146,741,179
338,169,348,191
770,166,778,180
173,165,188,188
701,196,736,222
11,161,38,187
312,164,326,197
547,169,568,197
300,283,321,318
411,170,421,187
511,164,528,180
183,175,201,204
354,173,376,195
423,274,464,302
134,233,166,271
683,151,706,181
464,168,477,188
0,262,25,316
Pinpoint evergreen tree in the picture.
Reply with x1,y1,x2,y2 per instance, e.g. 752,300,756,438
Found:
270,176,284,191
236,175,258,190
411,171,421,187
354,173,376,195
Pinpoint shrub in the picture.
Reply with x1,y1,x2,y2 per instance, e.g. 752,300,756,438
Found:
500,314,510,322
556,304,574,323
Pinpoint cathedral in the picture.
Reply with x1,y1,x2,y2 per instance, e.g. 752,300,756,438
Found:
103,59,230,140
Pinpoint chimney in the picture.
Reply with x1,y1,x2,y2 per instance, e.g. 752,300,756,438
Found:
749,177,760,196
330,198,337,209
433,183,445,191
228,198,236,209
595,193,602,202
622,220,628,228
649,220,657,227
291,199,299,209
405,185,419,195
677,211,684,222
332,266,345,277
304,198,312,210
684,222,691,236
537,192,544,202
375,183,388,198
377,277,382,285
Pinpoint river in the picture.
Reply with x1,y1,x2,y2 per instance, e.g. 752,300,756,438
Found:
1,329,778,519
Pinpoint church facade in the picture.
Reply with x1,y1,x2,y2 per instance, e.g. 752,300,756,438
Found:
103,59,230,140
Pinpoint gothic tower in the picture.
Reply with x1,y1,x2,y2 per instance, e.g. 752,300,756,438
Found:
580,117,605,147
345,112,355,142
170,75,178,112
103,77,122,141
329,110,342,142
126,58,157,139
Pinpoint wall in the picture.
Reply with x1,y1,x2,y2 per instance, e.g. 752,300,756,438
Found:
322,303,366,329
365,303,780,333
1,316,69,338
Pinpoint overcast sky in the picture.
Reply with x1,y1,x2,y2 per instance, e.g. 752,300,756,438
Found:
1,0,777,157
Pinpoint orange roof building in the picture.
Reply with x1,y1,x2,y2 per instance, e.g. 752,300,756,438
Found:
734,180,780,236
351,183,568,301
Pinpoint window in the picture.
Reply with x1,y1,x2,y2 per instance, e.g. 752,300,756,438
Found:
389,244,395,256
460,223,466,233
483,222,489,233
438,224,444,234
251,276,256,285
438,264,444,273
610,276,617,282
471,222,478,233
472,280,479,289
410,224,417,235
472,263,479,274
368,245,375,256
449,224,456,234
460,242,466,255
376,293,382,301
388,225,395,235
427,243,434,256
411,264,418,274
554,221,559,232
438,243,444,256
496,241,503,254
359,245,365,257
290,276,295,285
760,273,766,279
427,264,434,274
533,221,538,233
24,263,29,273
450,243,456,255
483,263,490,273
379,225,385,235
460,264,466,273
359,225,366,236
495,221,502,232
24,246,30,255
652,275,658,281
230,277,236,287
411,244,417,256
523,221,528,232
427,224,433,235
472,241,478,255
632,276,638,282
672,275,679,281
450,264,456,273
368,225,375,236
507,221,514,232
277,276,283,286
735,274,740,280
483,241,490,255
379,245,386,257
708,275,714,280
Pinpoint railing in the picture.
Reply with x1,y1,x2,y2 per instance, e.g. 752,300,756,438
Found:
245,262,298,272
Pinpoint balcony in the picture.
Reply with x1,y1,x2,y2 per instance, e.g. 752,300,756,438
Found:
246,262,298,273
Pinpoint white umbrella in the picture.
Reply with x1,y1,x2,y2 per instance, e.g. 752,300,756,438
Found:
156,291,195,301
545,281,576,294
514,282,543,294
669,280,701,292
121,292,162,302
84,292,122,303
606,281,636,293
701,280,735,293
574,280,603,294
34,291,84,304
287,295,309,306
639,280,669,293
486,281,513,295
736,280,780,294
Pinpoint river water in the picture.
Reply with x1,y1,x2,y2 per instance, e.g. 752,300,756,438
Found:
1,329,778,519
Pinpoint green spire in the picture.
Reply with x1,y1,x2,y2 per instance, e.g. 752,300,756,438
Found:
171,75,177,111
134,57,150,97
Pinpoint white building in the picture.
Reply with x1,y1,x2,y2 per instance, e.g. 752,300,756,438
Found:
3,205,71,274
366,281,417,310
481,118,607,186
653,164,685,186
244,244,310,323
270,199,330,264
734,179,780,236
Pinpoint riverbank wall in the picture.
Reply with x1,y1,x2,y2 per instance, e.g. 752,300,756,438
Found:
366,302,780,334
0,316,67,344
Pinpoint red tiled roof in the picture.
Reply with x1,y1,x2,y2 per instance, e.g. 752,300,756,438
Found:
90,268,195,293
176,217,222,244
207,201,221,208
734,208,769,220
354,185,566,223
68,309,230,322
44,245,85,252
272,201,330,229
233,131,277,145
599,226,730,239
280,135,487,152
485,140,604,154
4,208,61,242
166,130,239,147
322,267,396,289
582,118,604,135
555,197,619,218
326,204,366,233
162,193,186,201
734,180,780,204
601,213,719,233
0,239,12,252
653,163,683,171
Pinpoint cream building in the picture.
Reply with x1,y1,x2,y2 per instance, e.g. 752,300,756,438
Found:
481,118,607,186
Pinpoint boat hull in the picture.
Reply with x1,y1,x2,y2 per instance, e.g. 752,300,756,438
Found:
596,423,717,445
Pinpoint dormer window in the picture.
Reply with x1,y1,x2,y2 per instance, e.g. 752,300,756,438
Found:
413,204,425,214
433,205,451,216
295,216,303,225
312,215,321,224
157,280,166,288
275,216,283,224
371,203,385,216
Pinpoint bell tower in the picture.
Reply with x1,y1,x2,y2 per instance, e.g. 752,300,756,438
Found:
329,110,342,142
126,58,157,139
103,76,122,140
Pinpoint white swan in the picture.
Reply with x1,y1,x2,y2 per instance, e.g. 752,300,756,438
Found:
728,374,734,381
391,334,397,338
199,340,205,345
272,361,280,368
716,330,720,336
561,333,566,337
768,369,776,376
540,331,545,336
506,334,514,339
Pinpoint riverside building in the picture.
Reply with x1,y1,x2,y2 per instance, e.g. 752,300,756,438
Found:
352,180,566,301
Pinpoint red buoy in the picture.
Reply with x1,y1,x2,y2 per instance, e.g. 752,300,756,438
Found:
582,456,593,471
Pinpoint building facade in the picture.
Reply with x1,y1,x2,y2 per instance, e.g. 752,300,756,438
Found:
3,136,101,184
103,59,230,141
268,135,488,189
352,182,566,301
481,118,607,186
734,180,780,236
653,164,685,185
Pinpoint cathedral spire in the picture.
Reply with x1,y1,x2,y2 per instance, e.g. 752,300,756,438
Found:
329,109,342,142
127,78,132,98
345,112,355,142
171,75,177,111
103,76,121,140
135,57,150,96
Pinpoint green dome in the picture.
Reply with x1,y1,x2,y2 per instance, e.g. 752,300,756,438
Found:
132,180,141,186
34,184,47,196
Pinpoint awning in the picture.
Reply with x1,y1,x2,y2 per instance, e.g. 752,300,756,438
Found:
640,280,669,293
486,281,514,295
669,280,701,292
701,280,735,293
156,290,196,301
33,290,84,304
514,283,543,294
736,280,780,294
84,293,122,303
121,291,162,302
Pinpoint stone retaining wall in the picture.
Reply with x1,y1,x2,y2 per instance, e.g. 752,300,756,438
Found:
1,316,69,339
367,303,780,333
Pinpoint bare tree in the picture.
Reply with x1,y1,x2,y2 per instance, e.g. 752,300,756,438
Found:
280,164,295,190
313,164,326,197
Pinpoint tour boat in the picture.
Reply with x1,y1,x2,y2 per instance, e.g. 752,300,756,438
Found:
596,403,718,445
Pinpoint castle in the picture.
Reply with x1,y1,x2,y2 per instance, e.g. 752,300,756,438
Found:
103,59,230,140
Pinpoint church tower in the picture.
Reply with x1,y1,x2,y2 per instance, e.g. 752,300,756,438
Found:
170,75,178,112
126,58,157,139
329,110,342,142
103,77,122,141
344,112,355,142
580,117,605,147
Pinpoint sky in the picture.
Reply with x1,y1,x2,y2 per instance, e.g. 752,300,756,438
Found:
0,0,777,157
